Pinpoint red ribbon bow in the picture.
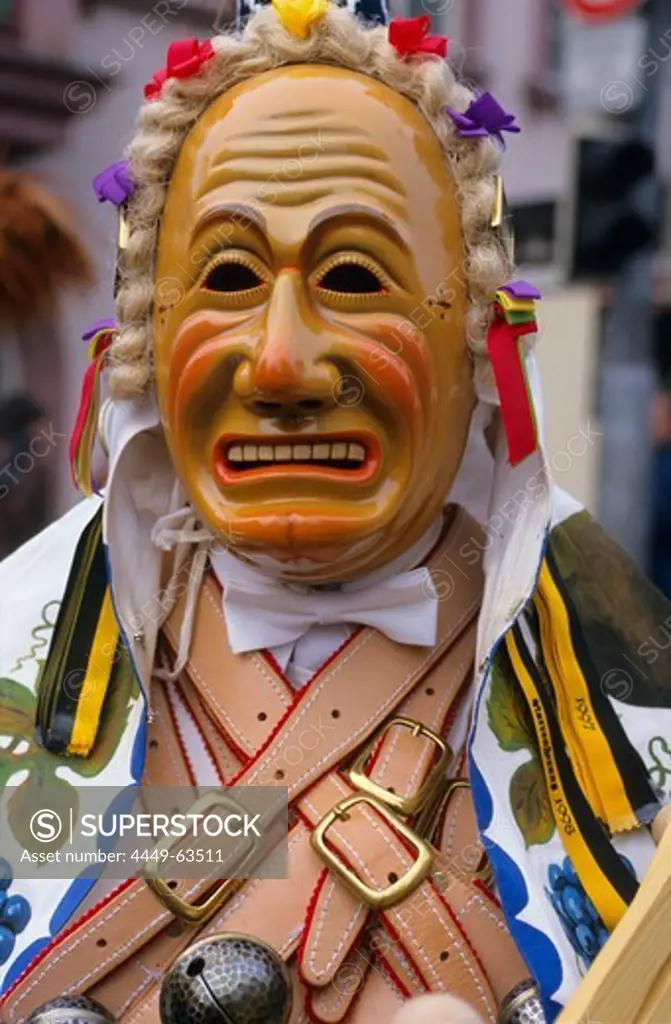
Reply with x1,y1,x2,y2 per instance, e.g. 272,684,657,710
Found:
487,311,538,466
388,16,448,59
144,38,215,101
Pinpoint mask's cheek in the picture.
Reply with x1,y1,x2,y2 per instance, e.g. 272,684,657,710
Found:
160,311,257,434
329,315,437,441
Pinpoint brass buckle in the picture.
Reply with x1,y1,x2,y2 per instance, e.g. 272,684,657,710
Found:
347,717,451,817
414,777,495,888
146,876,243,924
144,791,259,925
310,792,434,910
414,776,470,841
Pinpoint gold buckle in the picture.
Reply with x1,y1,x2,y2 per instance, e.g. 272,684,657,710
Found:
146,876,243,924
348,717,451,817
414,777,494,887
310,792,434,910
414,776,469,840
144,791,259,925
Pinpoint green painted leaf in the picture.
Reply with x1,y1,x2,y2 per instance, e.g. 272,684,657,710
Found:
510,757,555,848
0,677,36,739
7,775,78,854
487,661,533,753
0,678,41,789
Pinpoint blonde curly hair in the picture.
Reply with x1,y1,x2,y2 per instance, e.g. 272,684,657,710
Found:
110,3,514,397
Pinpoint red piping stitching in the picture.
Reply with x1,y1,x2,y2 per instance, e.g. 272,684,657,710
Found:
298,867,329,980
175,678,225,785
428,877,492,987
164,682,197,787
375,946,414,1000
224,632,366,789
472,878,501,908
378,914,430,991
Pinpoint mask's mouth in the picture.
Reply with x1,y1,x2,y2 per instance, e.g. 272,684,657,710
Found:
213,431,380,484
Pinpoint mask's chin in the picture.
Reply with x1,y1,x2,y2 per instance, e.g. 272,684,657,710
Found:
227,509,450,587
200,511,395,583
192,493,447,585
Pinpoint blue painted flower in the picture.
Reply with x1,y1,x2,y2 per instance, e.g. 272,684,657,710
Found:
546,856,610,967
0,862,32,966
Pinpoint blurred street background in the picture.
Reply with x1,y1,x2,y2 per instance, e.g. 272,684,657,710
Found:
0,0,670,586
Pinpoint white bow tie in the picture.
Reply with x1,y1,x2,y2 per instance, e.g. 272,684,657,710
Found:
209,548,440,655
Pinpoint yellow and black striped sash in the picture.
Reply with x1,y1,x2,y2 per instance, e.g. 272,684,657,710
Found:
36,507,122,758
505,623,638,930
533,549,658,834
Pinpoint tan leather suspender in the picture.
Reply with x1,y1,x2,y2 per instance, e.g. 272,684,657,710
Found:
3,511,531,1024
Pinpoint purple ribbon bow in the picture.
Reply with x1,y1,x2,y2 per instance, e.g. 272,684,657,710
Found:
93,160,134,206
446,92,520,147
500,280,542,301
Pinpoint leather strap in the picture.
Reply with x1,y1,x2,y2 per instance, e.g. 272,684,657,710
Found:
2,874,217,1023
299,772,499,1022
143,681,195,787
170,674,245,783
307,940,373,1022
162,580,293,761
3,596,477,1021
4,511,527,1022
90,820,319,1020
299,621,477,990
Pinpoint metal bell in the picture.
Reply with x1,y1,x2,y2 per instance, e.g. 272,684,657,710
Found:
160,933,292,1024
27,995,115,1023
499,980,546,1024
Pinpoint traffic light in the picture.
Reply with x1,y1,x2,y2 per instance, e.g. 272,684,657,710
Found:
570,136,657,280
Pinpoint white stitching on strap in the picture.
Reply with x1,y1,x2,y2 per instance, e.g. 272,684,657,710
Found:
203,584,292,707
9,878,199,1020
304,783,495,1023
305,875,365,980
457,890,508,933
108,827,310,1020
164,618,253,753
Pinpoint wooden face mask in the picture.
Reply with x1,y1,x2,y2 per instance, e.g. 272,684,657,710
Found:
153,64,475,583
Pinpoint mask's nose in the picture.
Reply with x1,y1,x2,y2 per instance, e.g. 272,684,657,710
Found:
234,270,340,420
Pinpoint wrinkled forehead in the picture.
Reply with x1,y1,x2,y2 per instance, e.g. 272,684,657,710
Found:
165,64,463,260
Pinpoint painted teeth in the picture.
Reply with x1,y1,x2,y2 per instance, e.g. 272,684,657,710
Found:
227,442,367,465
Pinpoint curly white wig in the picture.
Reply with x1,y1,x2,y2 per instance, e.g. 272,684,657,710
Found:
110,4,515,397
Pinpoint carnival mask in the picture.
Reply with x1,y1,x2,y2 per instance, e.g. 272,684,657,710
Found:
153,65,476,582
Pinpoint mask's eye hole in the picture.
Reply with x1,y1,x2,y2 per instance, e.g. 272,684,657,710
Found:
204,262,264,293
318,263,384,295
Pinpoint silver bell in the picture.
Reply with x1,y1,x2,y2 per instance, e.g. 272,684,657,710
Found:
27,995,115,1023
499,980,546,1024
160,933,292,1024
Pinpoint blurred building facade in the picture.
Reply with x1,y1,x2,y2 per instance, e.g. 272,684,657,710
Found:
438,0,671,512
0,0,669,518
